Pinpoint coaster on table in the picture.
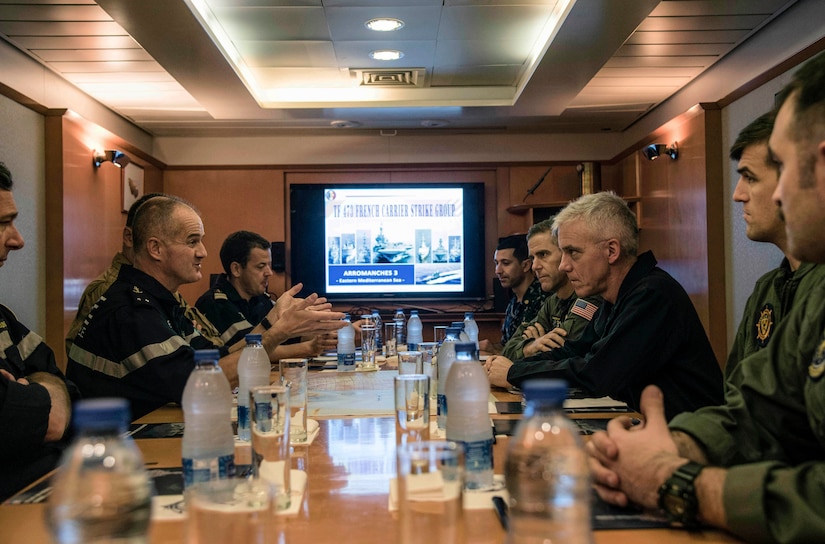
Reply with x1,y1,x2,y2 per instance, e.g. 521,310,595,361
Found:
388,474,508,511
152,469,309,521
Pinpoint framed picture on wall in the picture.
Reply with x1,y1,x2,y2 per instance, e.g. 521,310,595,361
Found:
122,162,144,213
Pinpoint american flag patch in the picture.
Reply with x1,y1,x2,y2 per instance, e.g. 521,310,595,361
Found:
571,299,598,321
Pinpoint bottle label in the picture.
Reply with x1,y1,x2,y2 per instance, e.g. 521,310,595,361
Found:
337,352,356,371
459,438,494,489
237,405,250,440
407,342,419,350
182,454,236,488
437,393,447,418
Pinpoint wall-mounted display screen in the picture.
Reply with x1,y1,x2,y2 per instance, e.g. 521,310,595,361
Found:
289,183,486,301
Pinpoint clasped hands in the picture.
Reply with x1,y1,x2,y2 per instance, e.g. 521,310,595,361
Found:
586,385,690,511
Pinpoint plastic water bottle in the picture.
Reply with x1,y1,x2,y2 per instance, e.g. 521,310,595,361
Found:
393,308,406,346
406,310,423,350
46,398,152,544
463,312,479,351
445,342,494,490
371,309,383,349
451,321,470,342
182,349,235,489
505,380,593,544
237,334,271,441
337,314,356,372
436,326,462,430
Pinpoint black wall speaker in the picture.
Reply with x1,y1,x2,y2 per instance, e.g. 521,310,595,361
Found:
271,241,286,272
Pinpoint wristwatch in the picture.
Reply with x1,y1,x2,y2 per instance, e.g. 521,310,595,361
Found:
658,461,705,527
260,316,273,330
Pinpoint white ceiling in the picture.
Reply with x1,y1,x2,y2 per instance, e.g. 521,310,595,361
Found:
0,0,798,136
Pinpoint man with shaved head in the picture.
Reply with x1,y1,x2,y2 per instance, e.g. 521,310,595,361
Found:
68,196,344,418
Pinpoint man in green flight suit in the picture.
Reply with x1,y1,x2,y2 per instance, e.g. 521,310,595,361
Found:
586,50,825,543
727,111,825,378
499,217,601,361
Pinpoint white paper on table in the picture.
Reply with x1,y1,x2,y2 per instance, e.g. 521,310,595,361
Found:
388,474,508,511
292,418,320,446
151,469,308,521
563,396,628,409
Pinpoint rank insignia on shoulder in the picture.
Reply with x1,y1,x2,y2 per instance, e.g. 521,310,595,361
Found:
132,286,144,295
809,334,825,381
214,292,228,301
755,303,775,348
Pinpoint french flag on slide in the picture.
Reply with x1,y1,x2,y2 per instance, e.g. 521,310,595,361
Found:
571,299,598,321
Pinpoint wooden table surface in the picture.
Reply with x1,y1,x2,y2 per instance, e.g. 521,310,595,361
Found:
0,368,742,544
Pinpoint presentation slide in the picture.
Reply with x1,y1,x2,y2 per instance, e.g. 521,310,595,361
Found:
324,187,465,294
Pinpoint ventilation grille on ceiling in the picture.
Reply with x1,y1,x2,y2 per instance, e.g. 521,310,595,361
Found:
351,68,426,87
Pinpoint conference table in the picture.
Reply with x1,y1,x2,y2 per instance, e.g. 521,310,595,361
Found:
0,366,741,544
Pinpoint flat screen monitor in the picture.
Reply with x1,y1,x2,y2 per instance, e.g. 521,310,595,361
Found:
289,182,486,302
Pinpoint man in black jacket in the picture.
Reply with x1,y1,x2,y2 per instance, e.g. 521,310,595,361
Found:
0,162,79,500
485,191,723,420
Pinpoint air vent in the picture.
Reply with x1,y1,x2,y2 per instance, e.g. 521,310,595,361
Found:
351,68,426,87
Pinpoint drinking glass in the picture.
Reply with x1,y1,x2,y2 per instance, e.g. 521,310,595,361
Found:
360,314,378,370
279,358,308,443
186,477,277,544
394,374,430,446
396,441,465,544
397,351,423,375
384,322,398,357
249,385,291,510
417,342,439,401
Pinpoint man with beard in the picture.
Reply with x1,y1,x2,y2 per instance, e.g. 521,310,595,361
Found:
68,197,344,418
196,230,336,357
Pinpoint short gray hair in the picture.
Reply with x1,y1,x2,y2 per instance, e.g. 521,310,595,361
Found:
552,192,638,257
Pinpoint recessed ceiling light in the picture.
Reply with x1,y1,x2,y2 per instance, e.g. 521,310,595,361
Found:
369,50,404,61
365,18,404,32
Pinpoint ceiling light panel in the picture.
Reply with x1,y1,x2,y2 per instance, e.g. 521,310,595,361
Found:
184,0,576,108
326,7,440,40
210,5,330,41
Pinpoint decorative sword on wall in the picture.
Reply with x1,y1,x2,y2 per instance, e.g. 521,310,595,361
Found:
523,167,552,202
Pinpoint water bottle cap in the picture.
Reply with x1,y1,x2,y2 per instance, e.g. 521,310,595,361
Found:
454,342,476,355
73,398,131,431
244,333,263,344
521,379,568,405
449,322,465,329
194,349,221,362
464,312,473,318
410,310,419,315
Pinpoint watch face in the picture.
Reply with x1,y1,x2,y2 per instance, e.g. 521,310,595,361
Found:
663,493,687,516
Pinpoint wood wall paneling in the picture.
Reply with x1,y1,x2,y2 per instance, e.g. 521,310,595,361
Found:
51,113,163,369
634,106,726,365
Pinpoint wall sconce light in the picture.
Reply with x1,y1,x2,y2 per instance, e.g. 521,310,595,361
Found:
643,142,678,161
93,149,130,168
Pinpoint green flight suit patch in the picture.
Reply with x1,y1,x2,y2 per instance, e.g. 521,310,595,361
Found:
755,303,775,348
809,333,825,380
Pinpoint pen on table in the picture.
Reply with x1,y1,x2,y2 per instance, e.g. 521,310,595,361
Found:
492,495,509,531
